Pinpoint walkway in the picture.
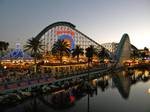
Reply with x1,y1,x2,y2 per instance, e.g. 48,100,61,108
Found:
0,65,114,94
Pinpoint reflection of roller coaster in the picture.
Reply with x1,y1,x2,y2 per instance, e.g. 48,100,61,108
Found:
1,68,149,111
31,69,150,110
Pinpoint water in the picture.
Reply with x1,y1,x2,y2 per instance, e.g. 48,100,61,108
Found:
1,68,150,112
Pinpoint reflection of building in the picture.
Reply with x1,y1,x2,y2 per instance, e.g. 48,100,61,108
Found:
112,71,131,99
35,21,103,52
101,42,118,53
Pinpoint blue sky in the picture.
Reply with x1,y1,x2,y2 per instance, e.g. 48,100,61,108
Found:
0,0,150,49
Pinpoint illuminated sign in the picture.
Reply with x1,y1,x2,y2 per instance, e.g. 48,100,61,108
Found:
58,34,75,50
56,31,75,37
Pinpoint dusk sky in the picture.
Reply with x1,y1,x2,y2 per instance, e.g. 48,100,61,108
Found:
0,0,150,49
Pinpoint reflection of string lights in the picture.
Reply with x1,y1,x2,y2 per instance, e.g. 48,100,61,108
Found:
44,60,49,63
12,61,15,64
148,88,150,94
4,66,7,69
69,95,75,103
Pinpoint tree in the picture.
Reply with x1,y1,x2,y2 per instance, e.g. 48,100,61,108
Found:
24,37,44,72
140,47,149,59
98,47,109,62
131,50,139,60
85,45,97,64
144,47,149,52
0,41,9,65
51,39,70,63
140,52,146,59
0,41,9,56
72,45,84,63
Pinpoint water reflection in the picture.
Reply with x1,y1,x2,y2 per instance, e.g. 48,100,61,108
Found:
112,71,131,99
130,69,150,83
38,81,97,111
38,90,74,110
1,68,150,112
23,96,38,112
96,76,109,92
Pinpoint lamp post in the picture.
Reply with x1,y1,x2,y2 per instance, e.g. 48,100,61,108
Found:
87,58,90,112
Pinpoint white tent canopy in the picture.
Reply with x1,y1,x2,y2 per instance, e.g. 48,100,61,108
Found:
1,43,33,60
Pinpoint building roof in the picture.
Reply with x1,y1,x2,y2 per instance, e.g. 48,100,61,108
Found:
1,48,33,60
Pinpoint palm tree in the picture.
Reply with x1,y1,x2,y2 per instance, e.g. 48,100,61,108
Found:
144,47,149,52
85,45,97,64
140,52,146,59
72,45,84,63
131,50,139,60
85,45,97,111
51,39,70,63
0,41,9,65
144,47,149,58
139,47,149,59
98,47,109,62
24,37,44,73
85,45,97,81
0,41,9,56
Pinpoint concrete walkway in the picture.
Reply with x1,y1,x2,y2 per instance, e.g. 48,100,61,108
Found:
0,66,114,94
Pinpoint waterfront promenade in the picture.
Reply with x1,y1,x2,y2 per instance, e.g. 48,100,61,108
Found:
0,65,115,94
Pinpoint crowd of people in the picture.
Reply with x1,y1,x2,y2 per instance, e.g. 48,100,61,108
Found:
0,68,34,83
0,63,110,92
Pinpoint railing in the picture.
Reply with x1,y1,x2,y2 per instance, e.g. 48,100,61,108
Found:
0,64,114,93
